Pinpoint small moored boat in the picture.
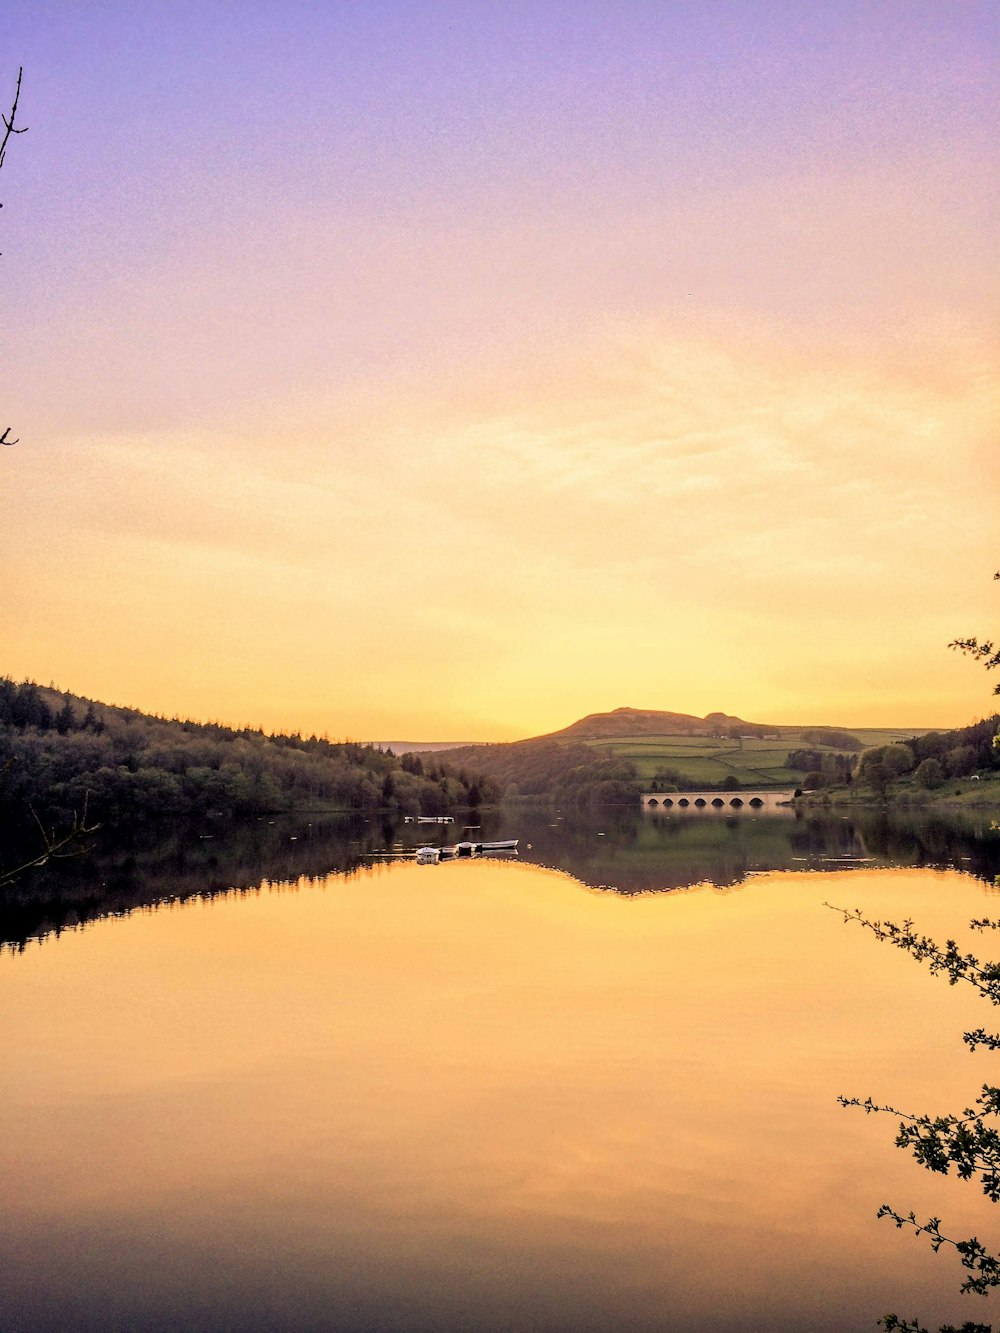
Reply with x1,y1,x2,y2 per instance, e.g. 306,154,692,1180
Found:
414,839,519,865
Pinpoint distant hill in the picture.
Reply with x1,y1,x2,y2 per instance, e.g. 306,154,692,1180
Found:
378,741,485,755
541,706,767,740
428,706,778,807
430,707,852,800
446,706,998,798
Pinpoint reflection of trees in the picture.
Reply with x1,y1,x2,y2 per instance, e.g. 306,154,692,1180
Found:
788,815,866,860
3,807,998,951
857,811,1000,885
527,808,1000,897
515,808,792,894
0,815,388,951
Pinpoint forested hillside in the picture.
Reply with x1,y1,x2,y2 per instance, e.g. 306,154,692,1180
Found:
0,679,498,824
435,738,643,807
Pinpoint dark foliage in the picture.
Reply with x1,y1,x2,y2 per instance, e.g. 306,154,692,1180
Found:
787,748,854,780
882,1319,992,1333
800,728,863,750
0,678,499,828
906,719,1000,776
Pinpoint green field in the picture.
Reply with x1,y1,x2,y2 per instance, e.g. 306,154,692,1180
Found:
563,727,916,789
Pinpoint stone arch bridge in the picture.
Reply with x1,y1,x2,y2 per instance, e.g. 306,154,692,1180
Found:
642,789,797,814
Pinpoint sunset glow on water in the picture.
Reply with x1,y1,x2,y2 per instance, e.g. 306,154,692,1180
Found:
2,859,997,1331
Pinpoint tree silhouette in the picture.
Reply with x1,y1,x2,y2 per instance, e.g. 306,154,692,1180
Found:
831,904,1000,1331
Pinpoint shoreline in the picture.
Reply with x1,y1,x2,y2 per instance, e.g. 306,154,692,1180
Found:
794,780,1000,813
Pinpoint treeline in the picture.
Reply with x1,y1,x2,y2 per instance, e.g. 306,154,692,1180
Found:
798,728,862,750
856,717,1000,794
435,739,642,807
906,716,1000,773
796,715,1000,793
786,750,854,784
0,679,499,824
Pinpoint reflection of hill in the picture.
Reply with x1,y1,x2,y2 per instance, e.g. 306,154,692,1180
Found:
515,809,795,893
493,807,1000,897
2,807,997,951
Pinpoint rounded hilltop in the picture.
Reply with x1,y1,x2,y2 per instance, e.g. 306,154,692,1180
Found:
542,707,760,740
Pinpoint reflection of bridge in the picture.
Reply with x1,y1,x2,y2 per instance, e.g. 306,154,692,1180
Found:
642,789,796,815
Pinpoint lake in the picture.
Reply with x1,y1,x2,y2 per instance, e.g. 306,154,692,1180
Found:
2,806,999,1331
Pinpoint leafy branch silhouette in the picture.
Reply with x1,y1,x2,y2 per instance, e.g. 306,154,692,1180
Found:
950,572,1000,696
829,903,1000,1330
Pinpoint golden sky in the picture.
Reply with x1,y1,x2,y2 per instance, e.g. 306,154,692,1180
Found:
2,4,997,739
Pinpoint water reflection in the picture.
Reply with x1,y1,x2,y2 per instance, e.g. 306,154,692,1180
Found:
1,804,998,950
1,858,998,1331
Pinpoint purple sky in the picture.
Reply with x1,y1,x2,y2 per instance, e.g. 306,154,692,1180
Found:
2,2,997,736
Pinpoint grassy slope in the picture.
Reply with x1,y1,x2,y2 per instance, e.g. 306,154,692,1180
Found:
800,771,1000,810
561,727,916,789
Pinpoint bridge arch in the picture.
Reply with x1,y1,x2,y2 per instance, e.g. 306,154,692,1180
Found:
641,788,796,815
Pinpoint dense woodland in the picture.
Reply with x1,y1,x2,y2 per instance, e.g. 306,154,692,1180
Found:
795,716,1000,792
0,679,499,825
3,678,999,833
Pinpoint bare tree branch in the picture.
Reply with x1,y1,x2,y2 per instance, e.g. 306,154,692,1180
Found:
1,66,26,445
0,794,102,889
0,65,27,173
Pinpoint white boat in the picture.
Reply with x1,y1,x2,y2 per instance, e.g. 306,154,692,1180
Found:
415,839,519,864
445,839,519,858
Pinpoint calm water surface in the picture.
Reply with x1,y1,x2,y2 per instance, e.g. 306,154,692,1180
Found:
2,809,999,1331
